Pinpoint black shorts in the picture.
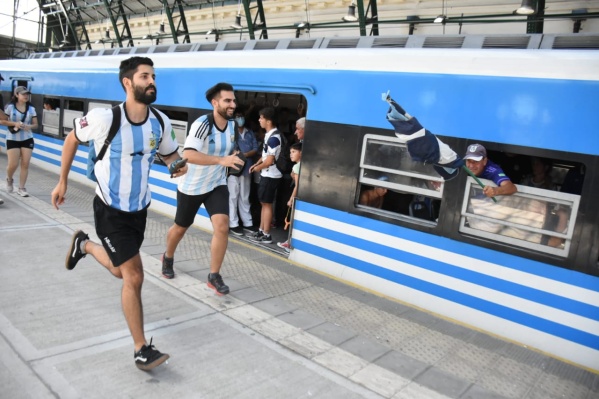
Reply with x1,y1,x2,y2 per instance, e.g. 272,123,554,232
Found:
6,138,34,150
93,196,147,267
175,185,229,228
258,176,281,204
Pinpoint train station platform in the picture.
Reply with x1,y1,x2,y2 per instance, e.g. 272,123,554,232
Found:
0,152,597,399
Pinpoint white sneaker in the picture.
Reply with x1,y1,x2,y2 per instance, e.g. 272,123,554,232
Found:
17,188,29,197
6,179,13,193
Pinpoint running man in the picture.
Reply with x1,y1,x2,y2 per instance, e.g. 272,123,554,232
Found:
51,56,187,371
162,82,244,295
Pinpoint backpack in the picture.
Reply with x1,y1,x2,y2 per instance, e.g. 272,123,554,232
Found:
204,113,242,177
86,105,164,182
274,131,293,174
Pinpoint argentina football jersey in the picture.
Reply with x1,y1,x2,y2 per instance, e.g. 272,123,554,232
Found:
74,103,178,212
178,114,235,196
5,103,37,142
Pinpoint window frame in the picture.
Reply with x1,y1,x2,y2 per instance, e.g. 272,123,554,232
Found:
459,176,581,257
357,134,445,224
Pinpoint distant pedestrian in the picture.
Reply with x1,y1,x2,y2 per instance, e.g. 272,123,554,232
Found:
2,86,38,197
51,56,186,371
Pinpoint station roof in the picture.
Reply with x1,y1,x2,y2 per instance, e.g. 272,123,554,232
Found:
30,1,599,53
39,0,215,25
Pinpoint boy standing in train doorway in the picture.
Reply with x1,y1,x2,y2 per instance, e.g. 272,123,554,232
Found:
162,82,244,295
249,107,283,244
51,56,187,371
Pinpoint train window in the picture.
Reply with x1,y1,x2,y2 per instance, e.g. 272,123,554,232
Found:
41,97,60,137
13,79,32,93
88,101,112,111
65,99,84,112
155,108,188,146
62,99,85,136
357,134,444,223
459,178,581,257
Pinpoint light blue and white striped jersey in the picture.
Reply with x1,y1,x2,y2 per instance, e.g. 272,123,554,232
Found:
74,103,179,212
5,103,37,142
178,114,235,196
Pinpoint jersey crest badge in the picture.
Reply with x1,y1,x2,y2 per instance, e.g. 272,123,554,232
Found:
79,117,88,129
149,131,159,149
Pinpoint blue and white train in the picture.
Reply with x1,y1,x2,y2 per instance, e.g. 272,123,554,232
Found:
1,33,598,372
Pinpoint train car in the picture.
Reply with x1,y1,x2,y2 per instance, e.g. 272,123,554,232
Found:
1,33,598,371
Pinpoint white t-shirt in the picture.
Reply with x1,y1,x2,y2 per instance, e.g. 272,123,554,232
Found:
74,103,178,212
260,129,282,179
178,114,235,196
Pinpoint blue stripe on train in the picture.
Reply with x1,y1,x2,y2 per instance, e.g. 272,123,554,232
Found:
297,201,599,291
293,239,599,350
293,218,599,320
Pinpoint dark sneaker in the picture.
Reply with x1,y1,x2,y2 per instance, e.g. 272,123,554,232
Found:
65,230,89,270
162,253,175,279
229,225,244,236
251,233,272,244
134,338,169,371
243,225,258,233
251,231,264,240
207,272,230,296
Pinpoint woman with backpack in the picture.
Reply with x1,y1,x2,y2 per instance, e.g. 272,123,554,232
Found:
3,86,38,197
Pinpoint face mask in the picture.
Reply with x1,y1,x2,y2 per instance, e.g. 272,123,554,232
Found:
235,117,245,127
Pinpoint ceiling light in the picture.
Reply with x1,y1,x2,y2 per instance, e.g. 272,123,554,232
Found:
434,15,447,24
231,14,243,30
342,3,358,22
515,0,535,15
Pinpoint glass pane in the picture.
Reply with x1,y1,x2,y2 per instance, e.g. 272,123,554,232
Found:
363,139,438,178
465,186,573,248
42,109,60,136
363,168,441,192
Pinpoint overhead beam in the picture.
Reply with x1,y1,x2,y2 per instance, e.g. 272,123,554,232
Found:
244,0,267,40
101,0,134,47
526,0,545,33
355,0,378,36
57,0,79,49
70,0,92,49
173,0,191,43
